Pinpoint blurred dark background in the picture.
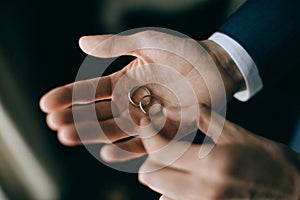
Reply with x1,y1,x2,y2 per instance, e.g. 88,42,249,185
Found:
0,0,299,199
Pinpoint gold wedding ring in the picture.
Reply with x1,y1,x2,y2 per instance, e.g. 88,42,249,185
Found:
128,86,151,107
139,95,162,114
128,86,162,115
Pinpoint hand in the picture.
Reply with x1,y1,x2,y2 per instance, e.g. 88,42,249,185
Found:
138,107,300,200
39,30,245,162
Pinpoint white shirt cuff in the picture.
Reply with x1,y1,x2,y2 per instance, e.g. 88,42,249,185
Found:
209,32,263,102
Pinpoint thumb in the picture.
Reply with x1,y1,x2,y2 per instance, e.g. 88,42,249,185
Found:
78,30,186,58
197,106,226,143
139,117,169,153
78,33,145,58
159,195,174,200
162,104,225,142
139,117,191,168
79,35,113,56
160,105,237,144
197,106,248,145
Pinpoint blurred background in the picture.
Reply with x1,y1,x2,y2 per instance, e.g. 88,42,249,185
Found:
0,0,299,199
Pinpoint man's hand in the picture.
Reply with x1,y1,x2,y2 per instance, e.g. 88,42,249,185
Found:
39,30,244,162
138,107,300,200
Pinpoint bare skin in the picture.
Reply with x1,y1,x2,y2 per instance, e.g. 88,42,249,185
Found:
40,30,243,161
139,107,300,200
39,30,300,199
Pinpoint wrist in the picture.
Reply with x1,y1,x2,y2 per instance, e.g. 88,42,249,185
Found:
199,40,246,97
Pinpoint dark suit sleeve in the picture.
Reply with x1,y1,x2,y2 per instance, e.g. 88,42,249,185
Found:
219,0,300,79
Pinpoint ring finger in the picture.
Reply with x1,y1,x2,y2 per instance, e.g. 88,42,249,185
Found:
46,100,119,130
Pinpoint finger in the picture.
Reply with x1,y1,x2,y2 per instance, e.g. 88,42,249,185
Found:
196,106,243,144
78,34,113,56
160,106,243,160
78,31,184,58
57,117,135,146
139,118,199,171
100,137,146,162
159,195,174,200
139,159,199,200
164,105,228,143
46,101,118,130
79,34,139,58
40,75,114,113
139,117,171,151
79,33,148,58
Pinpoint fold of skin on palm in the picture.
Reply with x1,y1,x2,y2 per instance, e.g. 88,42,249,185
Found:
40,29,242,163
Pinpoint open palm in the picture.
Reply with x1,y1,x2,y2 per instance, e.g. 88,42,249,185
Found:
40,30,237,162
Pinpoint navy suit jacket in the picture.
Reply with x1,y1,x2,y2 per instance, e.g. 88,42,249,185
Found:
219,0,300,73
218,0,300,150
